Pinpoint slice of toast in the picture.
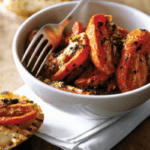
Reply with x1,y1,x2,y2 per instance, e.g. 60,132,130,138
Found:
0,91,44,150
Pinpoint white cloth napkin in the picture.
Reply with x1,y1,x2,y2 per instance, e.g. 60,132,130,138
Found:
15,85,150,150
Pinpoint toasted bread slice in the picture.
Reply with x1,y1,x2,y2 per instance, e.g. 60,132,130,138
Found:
0,91,44,150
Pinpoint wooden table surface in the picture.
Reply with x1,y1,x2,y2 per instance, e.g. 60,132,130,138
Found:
0,0,150,149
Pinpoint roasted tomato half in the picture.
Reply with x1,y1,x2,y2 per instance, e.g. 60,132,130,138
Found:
51,32,90,81
116,29,150,92
86,14,116,74
0,92,38,125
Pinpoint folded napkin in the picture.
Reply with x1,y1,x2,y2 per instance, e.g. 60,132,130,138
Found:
15,85,150,150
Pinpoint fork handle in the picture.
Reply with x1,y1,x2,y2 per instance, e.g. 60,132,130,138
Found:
59,0,88,25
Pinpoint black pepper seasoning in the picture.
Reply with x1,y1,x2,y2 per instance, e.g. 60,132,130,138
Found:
10,99,19,104
29,100,34,103
100,37,107,45
114,63,118,69
112,24,116,31
133,70,137,74
139,58,143,62
27,128,32,131
120,66,123,69
100,30,102,35
100,40,104,44
75,44,79,50
2,99,10,105
136,44,142,52
122,86,127,91
134,41,138,45
125,57,129,61
140,29,147,32
97,22,103,29
72,64,76,67
35,118,43,122
80,43,85,49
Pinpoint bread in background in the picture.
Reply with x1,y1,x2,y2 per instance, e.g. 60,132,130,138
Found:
2,0,70,18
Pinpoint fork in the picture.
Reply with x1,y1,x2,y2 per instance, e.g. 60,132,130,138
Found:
21,0,87,77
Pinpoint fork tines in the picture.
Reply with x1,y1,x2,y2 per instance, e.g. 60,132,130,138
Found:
21,32,52,77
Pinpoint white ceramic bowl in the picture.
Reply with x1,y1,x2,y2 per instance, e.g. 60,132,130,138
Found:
13,1,150,117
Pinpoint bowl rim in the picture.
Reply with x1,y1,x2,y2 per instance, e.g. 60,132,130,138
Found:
13,0,150,99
